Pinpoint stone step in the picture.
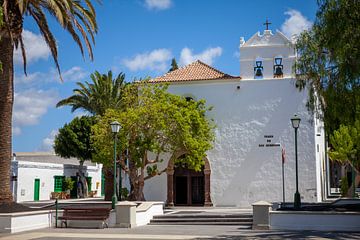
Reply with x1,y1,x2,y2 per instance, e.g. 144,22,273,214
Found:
154,214,253,219
149,221,253,227
151,217,253,223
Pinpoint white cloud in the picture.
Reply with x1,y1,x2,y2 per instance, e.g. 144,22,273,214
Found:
15,66,87,88
281,9,312,38
13,89,59,135
145,0,172,10
180,47,222,66
38,130,58,152
62,66,88,82
14,30,50,65
122,49,172,72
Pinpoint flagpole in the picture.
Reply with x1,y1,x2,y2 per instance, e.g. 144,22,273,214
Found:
282,148,285,206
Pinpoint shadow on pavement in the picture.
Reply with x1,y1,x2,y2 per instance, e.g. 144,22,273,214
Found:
196,230,360,239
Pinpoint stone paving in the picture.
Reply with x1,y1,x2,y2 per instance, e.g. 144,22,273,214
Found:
1,224,360,240
1,206,360,239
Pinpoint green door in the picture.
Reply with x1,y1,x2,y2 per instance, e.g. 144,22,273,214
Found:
101,172,105,196
34,179,40,201
86,177,92,192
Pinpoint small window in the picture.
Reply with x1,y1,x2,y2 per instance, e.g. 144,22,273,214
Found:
273,57,283,78
254,59,263,78
54,176,64,192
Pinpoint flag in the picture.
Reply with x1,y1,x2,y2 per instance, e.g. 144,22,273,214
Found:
282,148,286,164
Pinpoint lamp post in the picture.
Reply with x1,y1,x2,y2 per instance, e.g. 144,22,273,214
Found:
110,121,121,209
291,115,301,209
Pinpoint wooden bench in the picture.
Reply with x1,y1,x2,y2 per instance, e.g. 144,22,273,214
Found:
58,207,111,228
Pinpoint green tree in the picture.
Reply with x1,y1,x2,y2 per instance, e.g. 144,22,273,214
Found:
57,70,127,200
91,83,215,200
295,0,360,194
168,58,179,72
329,120,360,196
295,0,360,134
57,71,127,115
54,116,96,197
0,0,97,202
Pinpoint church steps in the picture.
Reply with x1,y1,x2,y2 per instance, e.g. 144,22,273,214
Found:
150,212,253,228
149,222,253,227
150,218,252,222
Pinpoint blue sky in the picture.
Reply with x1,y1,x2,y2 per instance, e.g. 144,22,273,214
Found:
13,0,318,152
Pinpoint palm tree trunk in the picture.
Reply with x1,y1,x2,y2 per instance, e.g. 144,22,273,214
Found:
0,35,14,202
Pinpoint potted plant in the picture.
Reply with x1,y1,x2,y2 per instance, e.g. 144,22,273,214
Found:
63,177,75,199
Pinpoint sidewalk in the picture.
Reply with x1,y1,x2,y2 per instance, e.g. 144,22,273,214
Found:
1,223,360,240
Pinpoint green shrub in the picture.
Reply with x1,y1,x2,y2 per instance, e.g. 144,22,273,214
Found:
63,177,75,191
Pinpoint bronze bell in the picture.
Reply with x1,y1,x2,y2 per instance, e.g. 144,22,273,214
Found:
255,68,263,77
274,66,283,76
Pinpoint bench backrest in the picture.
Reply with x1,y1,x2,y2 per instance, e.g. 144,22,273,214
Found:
63,208,111,218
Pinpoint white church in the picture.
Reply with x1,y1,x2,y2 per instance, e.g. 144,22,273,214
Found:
143,28,328,207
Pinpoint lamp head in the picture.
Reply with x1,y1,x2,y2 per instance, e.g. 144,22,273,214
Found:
291,115,301,129
110,121,121,133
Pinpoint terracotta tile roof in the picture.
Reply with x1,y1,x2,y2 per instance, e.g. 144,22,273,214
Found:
150,60,240,83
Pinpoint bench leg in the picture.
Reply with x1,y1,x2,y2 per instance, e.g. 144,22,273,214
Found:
102,221,108,229
61,220,67,228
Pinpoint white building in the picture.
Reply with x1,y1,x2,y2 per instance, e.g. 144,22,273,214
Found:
143,29,327,207
11,152,103,202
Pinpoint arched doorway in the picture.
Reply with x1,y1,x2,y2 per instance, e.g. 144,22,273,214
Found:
166,153,212,207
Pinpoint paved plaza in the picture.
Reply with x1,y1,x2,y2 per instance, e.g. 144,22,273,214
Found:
1,224,360,240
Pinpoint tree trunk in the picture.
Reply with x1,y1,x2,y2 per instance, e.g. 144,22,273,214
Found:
0,36,14,202
346,174,360,197
128,159,145,201
103,166,114,201
129,180,145,201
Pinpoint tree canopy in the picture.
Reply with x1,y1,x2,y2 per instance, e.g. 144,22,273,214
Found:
57,71,127,115
54,115,96,198
295,0,360,190
54,116,96,162
295,0,360,134
91,83,215,200
329,120,360,169
168,58,179,72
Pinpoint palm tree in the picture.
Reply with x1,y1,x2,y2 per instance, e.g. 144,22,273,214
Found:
0,0,97,202
56,70,127,200
57,71,126,116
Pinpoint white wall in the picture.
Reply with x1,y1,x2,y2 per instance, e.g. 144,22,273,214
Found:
16,161,64,202
14,160,103,202
143,78,323,207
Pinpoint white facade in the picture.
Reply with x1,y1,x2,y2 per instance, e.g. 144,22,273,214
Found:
11,152,103,202
143,29,326,207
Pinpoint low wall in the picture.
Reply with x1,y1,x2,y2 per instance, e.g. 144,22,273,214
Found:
0,210,54,233
270,211,360,231
136,202,164,226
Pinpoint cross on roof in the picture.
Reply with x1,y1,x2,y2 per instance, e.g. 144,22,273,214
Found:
263,19,271,30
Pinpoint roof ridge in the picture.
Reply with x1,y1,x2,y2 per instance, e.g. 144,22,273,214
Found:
195,60,233,78
150,60,240,83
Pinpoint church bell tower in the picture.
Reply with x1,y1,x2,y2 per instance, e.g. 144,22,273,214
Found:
239,21,296,80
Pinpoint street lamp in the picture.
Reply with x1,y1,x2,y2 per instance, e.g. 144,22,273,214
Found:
291,115,301,209
110,121,121,209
